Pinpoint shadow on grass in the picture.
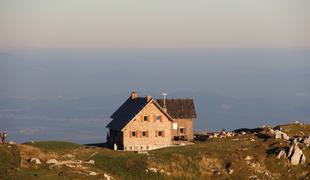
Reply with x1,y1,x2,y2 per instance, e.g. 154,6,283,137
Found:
255,133,272,142
83,142,111,148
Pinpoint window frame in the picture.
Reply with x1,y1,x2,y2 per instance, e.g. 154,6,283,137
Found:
156,115,161,122
143,115,148,121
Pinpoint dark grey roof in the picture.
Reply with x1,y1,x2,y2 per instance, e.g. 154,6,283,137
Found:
107,97,149,130
156,99,196,119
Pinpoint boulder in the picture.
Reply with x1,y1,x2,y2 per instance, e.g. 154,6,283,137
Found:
273,130,289,140
288,143,306,165
46,159,58,164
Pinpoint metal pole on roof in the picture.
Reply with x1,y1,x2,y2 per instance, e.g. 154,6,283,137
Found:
162,92,167,108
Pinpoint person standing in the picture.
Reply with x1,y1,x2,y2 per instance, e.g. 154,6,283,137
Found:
3,132,7,143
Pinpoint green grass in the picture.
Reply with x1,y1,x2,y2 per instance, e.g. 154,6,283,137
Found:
23,141,80,152
92,151,165,180
0,144,20,179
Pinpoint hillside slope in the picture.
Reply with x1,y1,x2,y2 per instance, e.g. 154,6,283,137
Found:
0,123,309,180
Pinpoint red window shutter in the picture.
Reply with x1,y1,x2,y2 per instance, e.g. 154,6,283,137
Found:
153,115,156,122
148,115,151,122
137,131,140,137
160,115,163,122
155,130,158,137
162,130,165,137
146,131,149,137
129,131,132,138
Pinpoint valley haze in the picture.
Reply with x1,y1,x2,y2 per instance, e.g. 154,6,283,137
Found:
0,48,309,144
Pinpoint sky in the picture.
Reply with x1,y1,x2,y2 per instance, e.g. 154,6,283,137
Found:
0,0,310,50
0,1,309,143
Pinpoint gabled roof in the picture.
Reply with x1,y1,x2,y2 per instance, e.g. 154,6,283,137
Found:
107,97,173,131
156,99,196,119
107,97,148,130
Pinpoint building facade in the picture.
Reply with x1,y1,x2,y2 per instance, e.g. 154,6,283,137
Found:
106,91,196,151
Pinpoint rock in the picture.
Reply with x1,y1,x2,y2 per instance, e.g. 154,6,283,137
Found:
288,143,306,165
147,167,158,173
241,132,246,135
63,154,74,159
303,137,310,147
89,171,97,176
274,130,289,140
301,154,306,164
46,159,58,164
277,150,287,159
228,168,234,174
104,173,113,180
245,156,253,161
30,158,41,165
86,160,95,164
8,141,16,145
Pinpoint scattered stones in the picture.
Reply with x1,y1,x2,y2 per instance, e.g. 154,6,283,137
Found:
30,158,41,165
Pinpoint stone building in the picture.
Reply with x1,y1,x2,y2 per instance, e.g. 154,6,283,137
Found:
106,91,196,151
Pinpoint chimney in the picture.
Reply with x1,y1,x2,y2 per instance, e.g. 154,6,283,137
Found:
131,91,138,100
146,95,152,102
162,93,167,112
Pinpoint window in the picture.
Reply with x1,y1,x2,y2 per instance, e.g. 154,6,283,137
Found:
144,116,148,121
158,131,162,136
180,128,185,134
156,115,161,122
132,131,136,137
142,131,146,137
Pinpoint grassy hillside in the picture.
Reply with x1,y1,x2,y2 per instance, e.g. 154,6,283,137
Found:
0,124,309,180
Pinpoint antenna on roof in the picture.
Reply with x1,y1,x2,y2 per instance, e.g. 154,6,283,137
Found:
162,92,167,109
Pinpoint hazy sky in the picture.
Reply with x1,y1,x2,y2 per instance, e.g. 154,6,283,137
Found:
1,0,309,49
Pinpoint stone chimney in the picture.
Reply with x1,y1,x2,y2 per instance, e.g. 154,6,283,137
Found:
146,95,152,102
131,91,138,100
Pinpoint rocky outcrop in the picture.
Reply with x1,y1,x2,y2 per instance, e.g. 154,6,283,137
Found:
287,143,306,165
269,129,290,140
